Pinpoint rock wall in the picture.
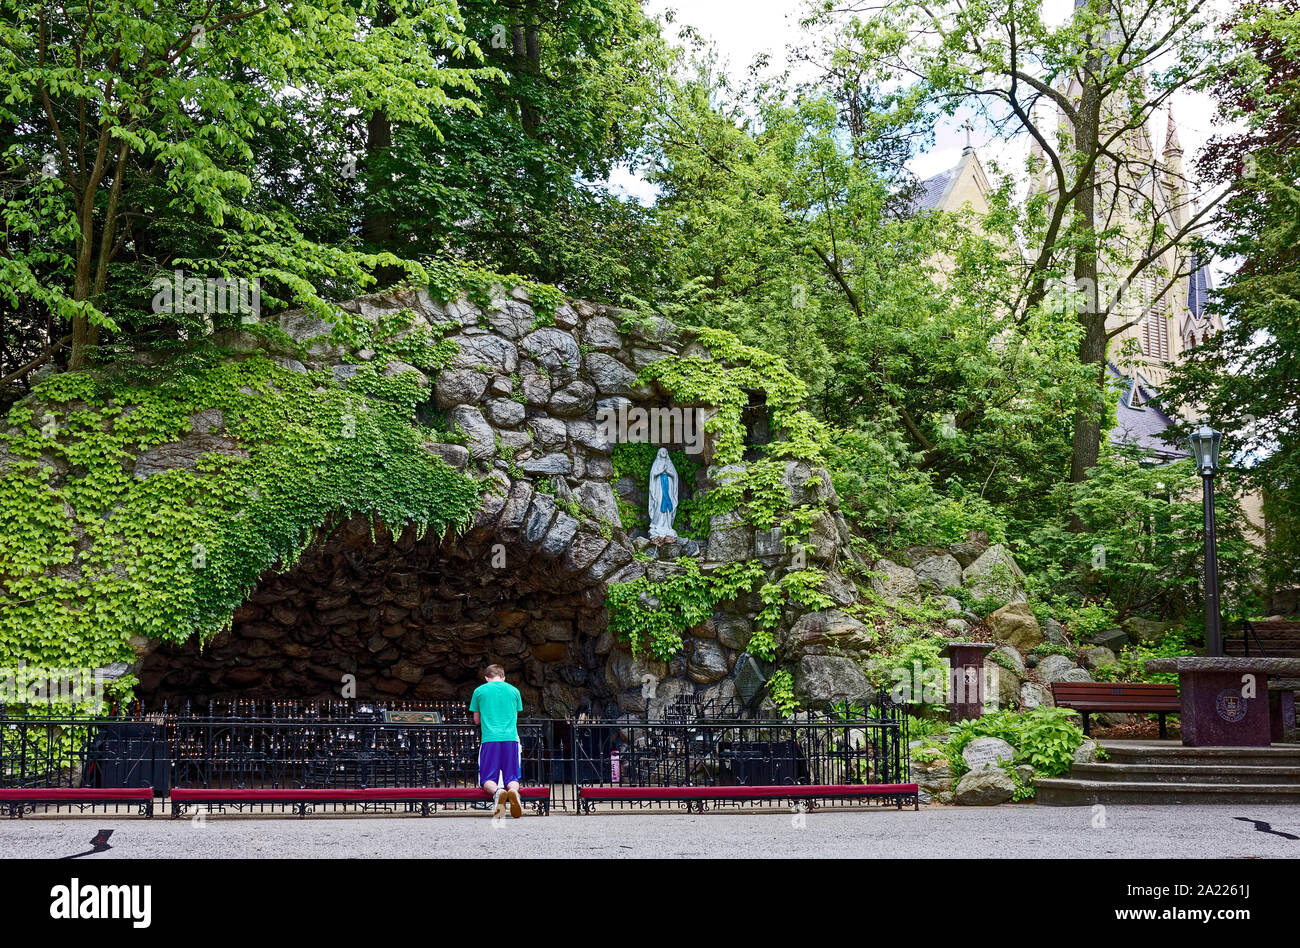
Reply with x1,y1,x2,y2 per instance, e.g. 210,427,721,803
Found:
125,284,870,716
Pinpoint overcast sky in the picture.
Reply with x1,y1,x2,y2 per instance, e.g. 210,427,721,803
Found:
617,0,1230,202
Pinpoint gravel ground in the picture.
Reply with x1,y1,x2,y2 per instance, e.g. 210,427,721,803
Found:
3,804,1299,858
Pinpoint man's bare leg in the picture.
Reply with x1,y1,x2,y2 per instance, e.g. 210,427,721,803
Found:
483,780,506,817
505,780,523,818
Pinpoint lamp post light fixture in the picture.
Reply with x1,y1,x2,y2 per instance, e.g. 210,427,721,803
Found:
1188,424,1224,657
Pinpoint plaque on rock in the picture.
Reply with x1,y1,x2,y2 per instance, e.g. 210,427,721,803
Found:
734,654,767,710
961,736,1015,773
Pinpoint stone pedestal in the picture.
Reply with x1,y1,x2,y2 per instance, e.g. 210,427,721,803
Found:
1270,679,1298,743
1145,657,1300,747
939,641,996,722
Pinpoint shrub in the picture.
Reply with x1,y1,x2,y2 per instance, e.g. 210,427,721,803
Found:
948,707,1084,779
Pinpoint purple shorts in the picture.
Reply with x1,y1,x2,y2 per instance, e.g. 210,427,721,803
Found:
478,741,522,788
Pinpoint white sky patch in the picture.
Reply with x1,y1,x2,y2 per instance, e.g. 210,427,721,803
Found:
640,0,1243,282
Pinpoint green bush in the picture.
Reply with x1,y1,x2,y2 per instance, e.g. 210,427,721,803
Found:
1092,625,1197,684
883,637,949,712
945,585,1007,618
1029,643,1076,659
1031,596,1116,641
948,707,1085,779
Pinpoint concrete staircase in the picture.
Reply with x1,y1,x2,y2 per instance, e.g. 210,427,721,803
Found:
1035,741,1300,805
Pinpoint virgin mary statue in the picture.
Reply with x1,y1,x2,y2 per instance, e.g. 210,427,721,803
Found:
648,448,679,539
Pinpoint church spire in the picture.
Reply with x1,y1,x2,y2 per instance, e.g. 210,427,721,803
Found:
1164,107,1183,159
1163,107,1185,227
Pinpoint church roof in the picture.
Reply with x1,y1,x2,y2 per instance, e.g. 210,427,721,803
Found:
906,164,958,213
902,147,990,216
1188,255,1214,320
1107,364,1188,462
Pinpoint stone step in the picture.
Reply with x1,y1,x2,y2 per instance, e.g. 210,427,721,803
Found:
1096,741,1300,768
1071,762,1300,785
1035,778,1300,806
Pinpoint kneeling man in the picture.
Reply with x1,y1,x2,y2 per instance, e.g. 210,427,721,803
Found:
470,664,524,818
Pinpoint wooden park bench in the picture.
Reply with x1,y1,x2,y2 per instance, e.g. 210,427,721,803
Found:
169,786,551,818
577,783,918,813
1050,682,1180,739
0,786,155,818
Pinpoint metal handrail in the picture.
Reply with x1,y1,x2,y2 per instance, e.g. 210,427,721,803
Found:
1242,618,1270,658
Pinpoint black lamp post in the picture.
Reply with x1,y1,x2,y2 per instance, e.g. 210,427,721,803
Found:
1188,424,1223,657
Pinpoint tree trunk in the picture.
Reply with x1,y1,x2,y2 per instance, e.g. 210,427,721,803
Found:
1069,43,1106,491
362,107,394,249
512,2,541,137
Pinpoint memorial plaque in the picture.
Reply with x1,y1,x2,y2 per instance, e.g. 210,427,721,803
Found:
383,710,443,724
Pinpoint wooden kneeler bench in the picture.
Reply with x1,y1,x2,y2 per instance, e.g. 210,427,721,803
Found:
0,786,155,818
170,786,551,817
577,783,919,813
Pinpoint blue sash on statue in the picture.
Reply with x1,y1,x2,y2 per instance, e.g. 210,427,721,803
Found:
659,472,673,513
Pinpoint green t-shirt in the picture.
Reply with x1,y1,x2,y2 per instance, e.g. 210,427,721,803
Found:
469,680,523,743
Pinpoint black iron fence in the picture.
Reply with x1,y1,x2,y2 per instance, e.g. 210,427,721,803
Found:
1,696,908,815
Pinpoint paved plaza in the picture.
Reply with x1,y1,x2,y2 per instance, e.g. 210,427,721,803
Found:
4,804,1299,859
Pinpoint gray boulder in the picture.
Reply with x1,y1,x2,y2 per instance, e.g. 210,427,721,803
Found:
716,617,752,651
520,328,581,385
575,481,620,526
914,553,963,591
687,640,729,684
1019,682,1054,709
549,380,596,416
450,406,495,461
983,661,1021,710
484,300,535,339
1092,628,1129,652
1122,616,1173,644
519,365,552,405
706,511,752,564
913,757,953,796
435,368,488,408
781,609,874,656
383,359,429,387
1073,738,1099,764
520,454,572,476
962,544,1027,604
932,595,963,615
1035,653,1082,685
582,315,622,351
448,333,518,374
528,416,568,452
953,768,1015,806
1042,618,1071,646
992,644,1026,676
483,398,526,428
793,655,873,708
584,352,644,396
422,442,470,470
1082,646,1117,671
870,558,921,605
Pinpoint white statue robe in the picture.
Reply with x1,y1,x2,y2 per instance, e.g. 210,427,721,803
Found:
648,448,679,539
